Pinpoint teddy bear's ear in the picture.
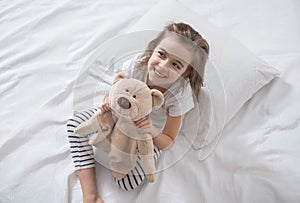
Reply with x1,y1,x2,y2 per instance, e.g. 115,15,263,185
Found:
151,89,164,108
113,72,128,84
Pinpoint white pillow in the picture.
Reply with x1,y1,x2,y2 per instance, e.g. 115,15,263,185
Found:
127,0,280,158
73,0,280,160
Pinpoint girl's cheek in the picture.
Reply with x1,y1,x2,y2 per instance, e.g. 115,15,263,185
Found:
170,71,181,80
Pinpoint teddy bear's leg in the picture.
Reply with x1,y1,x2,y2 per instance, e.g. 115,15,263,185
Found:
109,131,138,180
137,139,156,182
111,171,126,180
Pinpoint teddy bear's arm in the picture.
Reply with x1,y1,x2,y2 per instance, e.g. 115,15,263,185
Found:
96,110,115,137
74,111,101,135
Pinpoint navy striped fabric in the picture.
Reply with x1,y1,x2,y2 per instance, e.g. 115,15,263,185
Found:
66,108,161,190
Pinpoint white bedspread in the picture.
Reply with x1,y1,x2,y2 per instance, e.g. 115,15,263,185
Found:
1,0,300,203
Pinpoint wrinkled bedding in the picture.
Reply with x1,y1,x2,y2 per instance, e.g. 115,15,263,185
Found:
0,0,300,203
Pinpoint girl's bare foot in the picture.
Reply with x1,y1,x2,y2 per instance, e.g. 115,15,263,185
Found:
84,195,105,203
95,197,105,203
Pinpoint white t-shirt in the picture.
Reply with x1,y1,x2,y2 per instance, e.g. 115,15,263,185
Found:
122,55,195,130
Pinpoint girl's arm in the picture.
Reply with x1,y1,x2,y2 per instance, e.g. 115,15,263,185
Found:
153,115,182,150
101,92,110,112
135,115,183,151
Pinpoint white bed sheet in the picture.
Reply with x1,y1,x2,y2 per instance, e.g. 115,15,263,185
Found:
0,0,300,203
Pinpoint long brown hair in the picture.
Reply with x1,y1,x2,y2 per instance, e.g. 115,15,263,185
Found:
135,22,209,102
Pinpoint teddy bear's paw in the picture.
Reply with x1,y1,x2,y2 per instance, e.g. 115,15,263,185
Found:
146,174,155,183
100,126,108,131
88,139,95,145
112,171,126,180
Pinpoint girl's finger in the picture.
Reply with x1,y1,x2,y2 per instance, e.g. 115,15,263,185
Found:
137,119,151,129
135,116,148,125
135,119,144,127
101,105,109,112
101,102,111,112
139,123,151,129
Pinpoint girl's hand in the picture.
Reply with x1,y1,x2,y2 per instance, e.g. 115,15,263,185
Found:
101,92,110,112
134,116,152,129
101,101,111,112
135,116,161,138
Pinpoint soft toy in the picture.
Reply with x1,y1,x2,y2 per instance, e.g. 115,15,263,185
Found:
74,72,164,182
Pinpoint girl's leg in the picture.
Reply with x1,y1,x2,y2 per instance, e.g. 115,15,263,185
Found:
67,108,104,203
76,168,104,203
116,146,161,191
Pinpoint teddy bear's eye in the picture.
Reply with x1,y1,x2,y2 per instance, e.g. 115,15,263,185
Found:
125,89,129,92
133,95,136,99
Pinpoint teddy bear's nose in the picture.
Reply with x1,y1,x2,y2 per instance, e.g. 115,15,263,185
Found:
118,97,131,109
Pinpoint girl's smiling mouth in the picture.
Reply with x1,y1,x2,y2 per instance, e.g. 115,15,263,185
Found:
153,67,167,78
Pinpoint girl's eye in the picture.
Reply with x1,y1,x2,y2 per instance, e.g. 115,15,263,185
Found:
158,51,165,58
133,95,136,98
172,62,180,69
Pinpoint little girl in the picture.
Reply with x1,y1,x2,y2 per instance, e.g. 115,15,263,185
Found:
66,22,209,203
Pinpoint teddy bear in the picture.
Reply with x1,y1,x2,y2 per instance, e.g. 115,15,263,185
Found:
74,72,164,182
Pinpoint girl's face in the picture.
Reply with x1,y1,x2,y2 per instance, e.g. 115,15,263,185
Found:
147,35,192,89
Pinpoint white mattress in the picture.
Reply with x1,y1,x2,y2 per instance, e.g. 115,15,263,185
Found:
1,0,300,202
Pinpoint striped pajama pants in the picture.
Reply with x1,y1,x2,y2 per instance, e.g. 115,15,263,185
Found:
66,107,161,191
